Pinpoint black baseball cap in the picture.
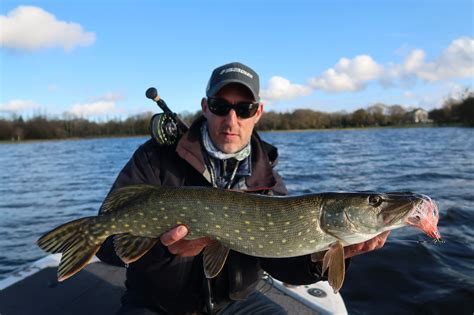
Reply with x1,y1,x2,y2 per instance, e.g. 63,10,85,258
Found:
206,62,260,101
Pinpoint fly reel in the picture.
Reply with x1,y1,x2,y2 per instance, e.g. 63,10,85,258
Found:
149,113,181,145
146,87,189,146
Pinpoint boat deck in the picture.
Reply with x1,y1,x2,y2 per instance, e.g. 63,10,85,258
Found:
0,261,323,315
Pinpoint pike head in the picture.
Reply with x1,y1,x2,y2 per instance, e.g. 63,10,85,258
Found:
320,192,441,244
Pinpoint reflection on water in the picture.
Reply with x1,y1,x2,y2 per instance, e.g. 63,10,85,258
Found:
1,127,473,314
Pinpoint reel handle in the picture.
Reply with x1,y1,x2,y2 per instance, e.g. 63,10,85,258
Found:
146,87,189,132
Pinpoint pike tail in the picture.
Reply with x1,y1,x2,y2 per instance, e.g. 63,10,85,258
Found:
37,216,100,281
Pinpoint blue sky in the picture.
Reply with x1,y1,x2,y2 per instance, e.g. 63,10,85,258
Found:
1,0,473,120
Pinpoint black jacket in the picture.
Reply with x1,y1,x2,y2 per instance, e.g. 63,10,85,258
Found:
96,118,326,313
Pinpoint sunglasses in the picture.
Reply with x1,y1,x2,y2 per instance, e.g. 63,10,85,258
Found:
207,97,260,119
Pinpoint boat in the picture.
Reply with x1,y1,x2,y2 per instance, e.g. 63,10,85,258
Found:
0,254,347,314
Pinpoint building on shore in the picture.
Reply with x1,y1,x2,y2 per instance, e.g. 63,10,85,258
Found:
405,108,432,123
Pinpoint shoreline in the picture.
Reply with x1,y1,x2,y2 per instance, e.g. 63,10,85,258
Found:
0,134,147,144
263,123,437,133
0,123,467,144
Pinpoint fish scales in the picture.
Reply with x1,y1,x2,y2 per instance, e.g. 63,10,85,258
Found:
37,184,440,290
98,186,333,257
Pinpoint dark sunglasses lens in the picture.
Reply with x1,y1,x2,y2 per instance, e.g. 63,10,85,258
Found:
208,99,231,116
208,98,258,118
235,103,258,118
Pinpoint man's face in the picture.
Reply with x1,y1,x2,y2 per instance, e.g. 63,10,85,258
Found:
202,84,263,154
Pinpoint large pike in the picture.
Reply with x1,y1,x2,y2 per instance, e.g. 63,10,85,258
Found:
37,185,440,292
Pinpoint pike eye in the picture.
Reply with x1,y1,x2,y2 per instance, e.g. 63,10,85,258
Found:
368,196,382,207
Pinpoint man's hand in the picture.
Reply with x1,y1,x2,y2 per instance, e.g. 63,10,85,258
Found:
160,225,214,257
344,231,390,258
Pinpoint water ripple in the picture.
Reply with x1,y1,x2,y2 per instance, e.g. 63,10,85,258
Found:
1,129,473,313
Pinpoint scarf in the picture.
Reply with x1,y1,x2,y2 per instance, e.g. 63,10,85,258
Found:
201,122,251,188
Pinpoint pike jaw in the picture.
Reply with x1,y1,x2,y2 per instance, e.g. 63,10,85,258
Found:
320,192,441,244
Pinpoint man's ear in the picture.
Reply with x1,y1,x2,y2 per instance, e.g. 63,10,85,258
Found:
201,98,209,117
254,102,264,123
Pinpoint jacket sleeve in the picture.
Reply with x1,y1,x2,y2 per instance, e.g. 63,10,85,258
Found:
269,168,288,196
260,256,325,285
95,140,162,266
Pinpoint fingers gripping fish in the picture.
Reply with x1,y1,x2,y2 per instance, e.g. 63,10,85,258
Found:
37,185,440,293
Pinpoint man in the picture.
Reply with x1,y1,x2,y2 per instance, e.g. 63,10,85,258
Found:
97,62,390,314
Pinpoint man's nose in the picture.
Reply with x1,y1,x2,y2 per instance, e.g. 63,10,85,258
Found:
223,108,238,124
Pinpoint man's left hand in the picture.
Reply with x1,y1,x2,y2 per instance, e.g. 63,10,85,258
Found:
344,231,390,258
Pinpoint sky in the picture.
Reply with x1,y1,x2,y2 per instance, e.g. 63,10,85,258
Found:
1,0,473,120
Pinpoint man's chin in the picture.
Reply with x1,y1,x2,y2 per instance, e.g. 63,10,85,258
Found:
220,146,239,154
216,136,242,154
218,142,243,154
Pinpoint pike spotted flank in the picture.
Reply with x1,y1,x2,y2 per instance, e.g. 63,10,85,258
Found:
37,185,440,293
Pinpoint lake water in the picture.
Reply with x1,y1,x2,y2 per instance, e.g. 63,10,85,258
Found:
0,127,473,314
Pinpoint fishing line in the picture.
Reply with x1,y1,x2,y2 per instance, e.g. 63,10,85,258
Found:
394,239,445,244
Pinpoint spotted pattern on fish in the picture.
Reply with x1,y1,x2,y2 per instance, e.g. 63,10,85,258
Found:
37,185,440,284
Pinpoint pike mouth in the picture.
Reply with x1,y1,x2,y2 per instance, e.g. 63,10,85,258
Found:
404,195,441,240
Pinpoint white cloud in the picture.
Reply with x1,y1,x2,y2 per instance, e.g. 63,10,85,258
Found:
0,5,95,52
286,36,474,96
65,92,127,117
440,82,472,102
66,101,120,117
382,50,425,84
387,37,474,83
263,37,472,103
309,55,383,92
0,99,39,112
260,76,312,102
413,36,474,81
402,49,426,74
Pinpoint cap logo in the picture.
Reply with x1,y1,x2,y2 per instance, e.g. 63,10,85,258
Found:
219,67,254,79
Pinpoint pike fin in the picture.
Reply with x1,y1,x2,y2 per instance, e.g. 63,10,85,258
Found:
202,242,230,278
113,234,158,264
37,217,91,253
322,241,345,294
99,185,158,215
37,217,100,282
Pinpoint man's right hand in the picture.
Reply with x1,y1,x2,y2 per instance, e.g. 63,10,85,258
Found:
160,225,214,257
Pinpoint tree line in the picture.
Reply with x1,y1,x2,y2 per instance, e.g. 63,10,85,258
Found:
258,94,473,130
0,93,472,141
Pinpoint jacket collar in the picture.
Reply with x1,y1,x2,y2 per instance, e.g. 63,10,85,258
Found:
175,116,278,190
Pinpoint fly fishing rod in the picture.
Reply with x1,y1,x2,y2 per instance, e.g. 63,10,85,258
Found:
146,87,189,145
